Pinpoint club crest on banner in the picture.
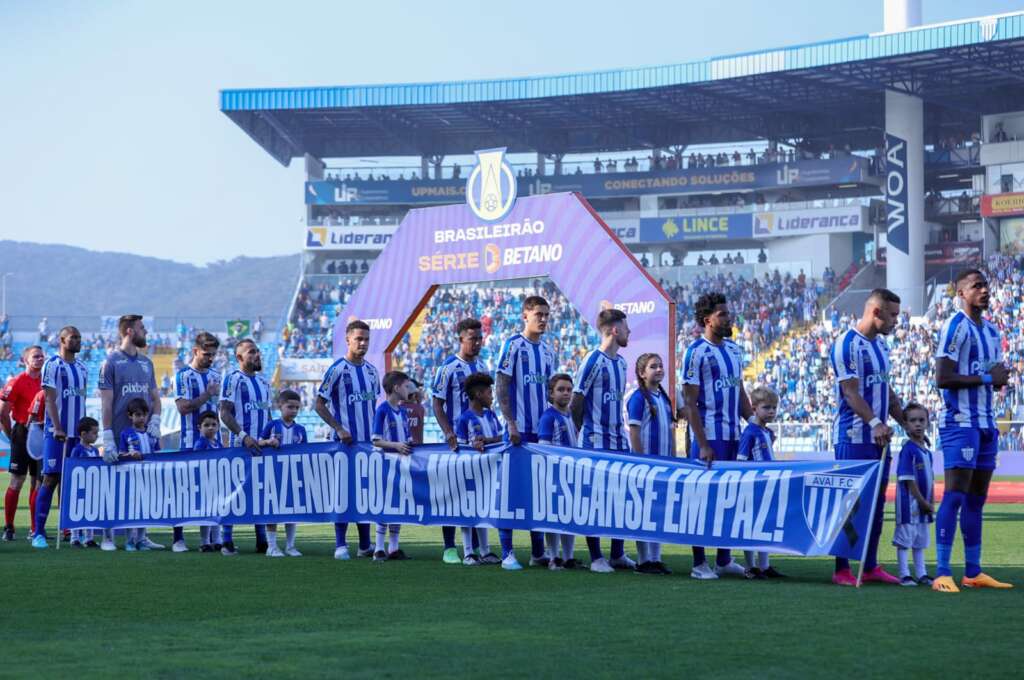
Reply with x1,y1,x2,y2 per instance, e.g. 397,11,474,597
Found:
466,148,517,222
802,472,862,548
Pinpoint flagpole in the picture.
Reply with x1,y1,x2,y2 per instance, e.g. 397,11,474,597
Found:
55,439,68,551
855,447,887,588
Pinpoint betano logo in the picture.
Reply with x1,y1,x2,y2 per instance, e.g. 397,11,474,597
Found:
466,148,517,222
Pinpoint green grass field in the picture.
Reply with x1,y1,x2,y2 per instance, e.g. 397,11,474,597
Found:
3,473,1022,679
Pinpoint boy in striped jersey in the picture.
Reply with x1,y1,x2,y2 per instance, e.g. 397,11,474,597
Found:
572,308,635,573
455,373,503,566
626,353,674,575
174,332,221,451
828,289,905,586
496,296,556,567
538,373,580,570
737,386,784,579
932,269,1013,591
681,293,752,579
432,318,487,564
371,372,416,562
259,389,306,557
219,339,273,556
315,319,380,560
33,326,87,549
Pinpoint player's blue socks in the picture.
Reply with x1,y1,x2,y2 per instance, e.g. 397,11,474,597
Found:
692,546,707,566
961,493,985,578
34,485,54,538
610,538,625,560
715,548,733,567
586,536,603,561
499,529,514,559
254,524,267,544
222,525,234,542
173,526,184,542
442,525,456,550
862,470,888,571
334,522,347,547
934,489,964,577
529,531,545,559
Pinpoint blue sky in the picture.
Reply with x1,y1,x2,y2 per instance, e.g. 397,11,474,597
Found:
1,0,1020,264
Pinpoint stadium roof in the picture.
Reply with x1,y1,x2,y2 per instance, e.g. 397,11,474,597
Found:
222,12,1024,166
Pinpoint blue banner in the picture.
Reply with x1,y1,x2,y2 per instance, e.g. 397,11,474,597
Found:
307,158,870,206
59,442,881,558
639,214,753,242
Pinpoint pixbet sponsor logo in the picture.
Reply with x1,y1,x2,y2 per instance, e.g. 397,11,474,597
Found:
120,383,149,397
347,390,377,404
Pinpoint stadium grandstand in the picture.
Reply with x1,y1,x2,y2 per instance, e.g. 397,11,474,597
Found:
209,8,1019,454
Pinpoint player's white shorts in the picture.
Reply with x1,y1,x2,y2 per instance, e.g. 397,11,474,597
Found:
892,523,930,550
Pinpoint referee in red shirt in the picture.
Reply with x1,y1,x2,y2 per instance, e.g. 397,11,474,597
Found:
0,346,45,540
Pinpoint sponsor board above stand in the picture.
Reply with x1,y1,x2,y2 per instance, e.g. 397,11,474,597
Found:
305,225,397,250
637,205,869,243
307,158,872,206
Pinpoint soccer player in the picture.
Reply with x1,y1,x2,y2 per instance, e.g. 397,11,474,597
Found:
828,289,905,586
175,332,221,451
432,318,487,564
571,307,635,573
172,332,220,551
454,373,503,567
32,326,87,549
496,296,556,567
682,292,752,579
371,371,416,562
69,416,101,548
259,389,307,558
315,319,380,560
99,314,164,550
932,269,1013,591
219,338,273,556
538,373,581,570
626,353,674,575
893,402,934,587
737,385,784,579
0,345,44,540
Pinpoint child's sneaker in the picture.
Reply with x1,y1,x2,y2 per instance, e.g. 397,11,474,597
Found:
199,544,215,553
220,541,238,556
266,545,285,558
549,556,565,571
387,549,410,561
501,553,523,571
124,540,137,553
373,550,388,562
70,539,83,549
333,546,351,560
899,575,918,587
285,547,302,557
745,567,766,580
85,539,100,549
763,566,786,578
479,552,501,565
463,553,481,566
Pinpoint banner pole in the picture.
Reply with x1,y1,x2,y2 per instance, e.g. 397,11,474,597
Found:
55,439,68,551
855,447,887,588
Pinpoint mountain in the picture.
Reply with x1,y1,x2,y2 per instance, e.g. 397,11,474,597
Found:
0,241,300,332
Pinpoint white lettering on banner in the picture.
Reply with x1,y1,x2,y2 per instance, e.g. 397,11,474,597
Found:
502,243,563,266
434,219,546,244
613,300,656,315
428,452,522,521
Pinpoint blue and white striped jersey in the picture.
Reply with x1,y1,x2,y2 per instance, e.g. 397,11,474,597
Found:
574,349,628,451
829,327,892,445
175,366,220,450
455,408,503,444
119,428,159,454
260,419,308,446
626,387,673,456
537,407,577,447
220,369,272,446
318,357,380,443
681,338,745,442
372,403,411,446
936,311,1003,430
737,422,774,462
41,355,87,437
496,334,556,435
431,355,489,426
895,440,934,525
194,436,223,451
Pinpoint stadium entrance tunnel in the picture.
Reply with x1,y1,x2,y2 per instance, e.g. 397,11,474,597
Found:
334,192,676,398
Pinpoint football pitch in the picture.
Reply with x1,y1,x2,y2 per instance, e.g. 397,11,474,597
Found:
4,483,1021,678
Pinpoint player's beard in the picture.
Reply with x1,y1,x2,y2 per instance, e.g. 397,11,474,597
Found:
249,359,263,373
132,334,146,349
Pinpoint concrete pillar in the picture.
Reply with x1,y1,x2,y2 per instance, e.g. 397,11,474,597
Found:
536,152,546,177
884,90,925,313
420,157,429,179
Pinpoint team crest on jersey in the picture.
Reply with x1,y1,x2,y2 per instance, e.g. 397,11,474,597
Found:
802,473,863,548
961,447,975,462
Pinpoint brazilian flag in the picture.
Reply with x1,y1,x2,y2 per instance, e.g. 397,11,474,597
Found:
226,319,251,338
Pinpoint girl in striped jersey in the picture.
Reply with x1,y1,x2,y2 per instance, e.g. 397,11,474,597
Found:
626,353,674,575
537,373,581,570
